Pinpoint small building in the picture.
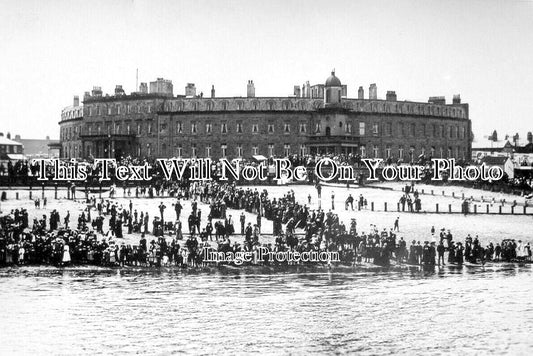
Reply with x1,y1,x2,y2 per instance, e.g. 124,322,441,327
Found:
0,133,25,161
471,138,514,160
481,156,515,179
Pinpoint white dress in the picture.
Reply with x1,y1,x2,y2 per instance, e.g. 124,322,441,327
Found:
63,245,71,263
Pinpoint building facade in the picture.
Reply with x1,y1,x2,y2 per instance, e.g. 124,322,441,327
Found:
59,72,472,162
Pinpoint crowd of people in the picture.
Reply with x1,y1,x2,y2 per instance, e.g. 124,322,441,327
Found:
0,180,531,269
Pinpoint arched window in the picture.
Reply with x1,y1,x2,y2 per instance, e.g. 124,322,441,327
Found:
325,127,331,137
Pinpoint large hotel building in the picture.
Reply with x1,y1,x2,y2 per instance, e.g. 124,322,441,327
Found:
59,72,472,162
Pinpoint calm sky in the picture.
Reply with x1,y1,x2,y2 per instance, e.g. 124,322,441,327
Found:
0,0,532,141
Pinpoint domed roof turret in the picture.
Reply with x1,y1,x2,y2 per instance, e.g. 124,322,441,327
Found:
325,70,341,87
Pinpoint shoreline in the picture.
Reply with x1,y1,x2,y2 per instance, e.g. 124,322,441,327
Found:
1,260,531,276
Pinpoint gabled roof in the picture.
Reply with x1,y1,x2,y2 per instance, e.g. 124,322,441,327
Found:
0,136,23,146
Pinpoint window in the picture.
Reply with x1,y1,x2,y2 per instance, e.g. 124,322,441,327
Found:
148,123,152,134
252,145,259,156
127,105,131,114
421,147,426,156
385,123,392,136
176,122,183,134
345,123,352,134
284,123,290,133
237,101,244,110
299,145,306,156
221,122,228,133
447,147,452,158
137,123,141,135
126,124,130,134
268,144,274,157
283,144,291,156
360,145,366,158
409,146,415,160
431,147,435,157
108,107,112,115
439,147,443,158
236,122,243,133
236,144,243,157
117,106,121,115
206,123,212,134
315,123,321,133
252,124,259,133
447,126,452,139
221,144,227,158
373,145,379,158
268,124,274,133
159,123,167,132
191,143,197,157
191,122,197,134
176,144,182,158
359,122,365,136
206,145,211,157
410,123,416,136
398,146,404,159
386,146,391,158
206,102,213,111
372,123,379,135
299,123,307,133
432,124,436,137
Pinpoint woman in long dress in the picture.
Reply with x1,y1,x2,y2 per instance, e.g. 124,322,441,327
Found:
62,244,71,265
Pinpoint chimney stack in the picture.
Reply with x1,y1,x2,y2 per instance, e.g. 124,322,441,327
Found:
358,86,364,100
73,95,80,107
139,82,148,94
247,80,255,98
115,85,125,96
369,84,377,100
453,94,461,104
211,85,215,98
294,85,301,97
91,86,102,97
386,91,397,101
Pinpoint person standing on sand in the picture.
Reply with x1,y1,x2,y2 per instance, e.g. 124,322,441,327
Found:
437,241,446,265
393,217,399,231
62,242,71,266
